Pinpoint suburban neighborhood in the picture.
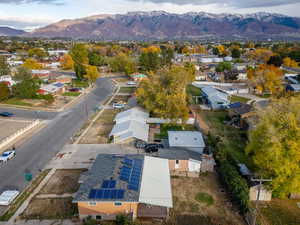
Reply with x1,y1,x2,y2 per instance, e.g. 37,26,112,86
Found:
0,3,299,225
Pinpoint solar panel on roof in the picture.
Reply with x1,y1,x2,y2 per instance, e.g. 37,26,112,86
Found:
109,180,116,188
102,180,110,188
124,158,133,166
117,189,125,199
120,175,129,182
103,190,110,199
96,189,104,199
110,189,118,199
128,184,139,191
89,189,97,199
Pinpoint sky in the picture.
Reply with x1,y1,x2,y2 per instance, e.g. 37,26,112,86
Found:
1,0,300,30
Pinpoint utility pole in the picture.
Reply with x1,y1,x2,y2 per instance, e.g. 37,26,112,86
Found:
251,177,272,225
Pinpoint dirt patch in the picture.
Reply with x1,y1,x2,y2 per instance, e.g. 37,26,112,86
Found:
21,197,77,220
40,169,85,195
79,109,119,144
169,174,246,225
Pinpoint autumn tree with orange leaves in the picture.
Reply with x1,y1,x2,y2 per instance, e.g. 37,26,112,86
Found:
283,57,299,68
247,64,283,95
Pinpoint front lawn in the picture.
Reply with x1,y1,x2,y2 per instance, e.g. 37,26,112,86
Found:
119,86,136,94
72,79,89,88
187,84,202,97
62,92,81,97
1,98,32,107
230,95,250,103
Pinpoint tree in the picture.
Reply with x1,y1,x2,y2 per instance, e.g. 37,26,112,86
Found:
248,48,273,63
267,55,283,67
88,51,106,66
28,48,48,60
0,56,10,76
137,66,193,123
23,58,43,70
283,57,299,68
12,67,40,99
70,44,89,79
85,65,99,85
60,54,74,70
246,97,300,198
0,82,10,101
231,48,241,58
247,64,283,95
216,62,232,72
139,46,161,72
109,53,137,75
161,45,174,67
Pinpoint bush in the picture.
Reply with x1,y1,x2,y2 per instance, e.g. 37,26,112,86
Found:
218,161,250,213
195,192,214,206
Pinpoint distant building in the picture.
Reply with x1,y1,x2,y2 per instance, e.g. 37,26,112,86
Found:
201,86,230,110
0,75,15,87
73,154,173,221
38,82,65,95
129,73,147,82
31,70,51,79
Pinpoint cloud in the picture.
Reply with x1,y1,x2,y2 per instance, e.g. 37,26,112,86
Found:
128,0,300,8
0,16,55,30
0,0,64,4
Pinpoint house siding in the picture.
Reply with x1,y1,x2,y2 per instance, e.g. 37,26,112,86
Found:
77,201,139,220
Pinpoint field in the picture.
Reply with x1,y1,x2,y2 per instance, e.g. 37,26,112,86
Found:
1,98,32,107
167,174,246,225
230,95,251,103
119,86,136,94
62,92,81,97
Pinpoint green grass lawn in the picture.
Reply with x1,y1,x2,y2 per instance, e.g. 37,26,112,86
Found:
1,98,32,107
195,192,214,206
72,79,89,88
230,95,250,103
199,110,249,165
187,84,202,97
119,86,136,94
155,124,197,139
62,92,81,97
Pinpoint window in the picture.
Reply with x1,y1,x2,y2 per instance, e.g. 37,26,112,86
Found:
88,202,97,206
176,160,179,165
96,215,102,220
114,202,122,206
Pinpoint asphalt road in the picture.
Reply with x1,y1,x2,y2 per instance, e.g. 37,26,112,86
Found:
0,77,114,193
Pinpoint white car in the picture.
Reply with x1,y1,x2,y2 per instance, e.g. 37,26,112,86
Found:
112,103,125,109
0,190,19,205
0,151,16,163
127,81,137,86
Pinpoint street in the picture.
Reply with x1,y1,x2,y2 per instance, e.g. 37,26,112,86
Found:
0,77,114,193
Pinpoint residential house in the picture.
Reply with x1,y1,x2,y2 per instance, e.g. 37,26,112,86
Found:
73,154,172,221
234,63,248,71
110,107,149,144
53,75,72,84
286,84,300,92
31,70,51,79
38,82,65,95
201,86,230,110
129,73,147,82
0,75,16,87
228,102,253,129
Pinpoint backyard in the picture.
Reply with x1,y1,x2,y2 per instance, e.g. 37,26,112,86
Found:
167,174,246,225
155,124,197,139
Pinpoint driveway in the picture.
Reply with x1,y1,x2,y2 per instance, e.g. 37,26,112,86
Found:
0,78,114,193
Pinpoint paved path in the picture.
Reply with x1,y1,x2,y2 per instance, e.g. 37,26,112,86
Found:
0,78,114,194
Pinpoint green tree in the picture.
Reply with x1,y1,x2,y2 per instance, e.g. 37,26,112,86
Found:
137,66,193,123
246,97,300,198
28,48,48,60
161,45,174,66
88,51,106,66
109,53,137,75
0,56,10,76
231,48,241,58
0,82,10,101
267,55,283,67
216,62,232,72
139,47,161,72
70,44,89,79
12,67,40,99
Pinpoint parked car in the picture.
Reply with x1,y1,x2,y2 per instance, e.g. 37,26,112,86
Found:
112,103,125,109
0,112,15,117
69,88,81,92
144,143,164,149
135,140,147,149
0,190,19,205
127,81,137,86
145,146,159,153
0,151,16,163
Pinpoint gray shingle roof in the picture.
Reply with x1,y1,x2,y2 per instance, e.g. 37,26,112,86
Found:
73,154,144,202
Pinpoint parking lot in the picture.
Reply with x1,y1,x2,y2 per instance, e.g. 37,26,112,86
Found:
0,118,33,143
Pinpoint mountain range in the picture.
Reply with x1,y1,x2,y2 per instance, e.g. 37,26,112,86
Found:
0,26,26,36
3,11,300,40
